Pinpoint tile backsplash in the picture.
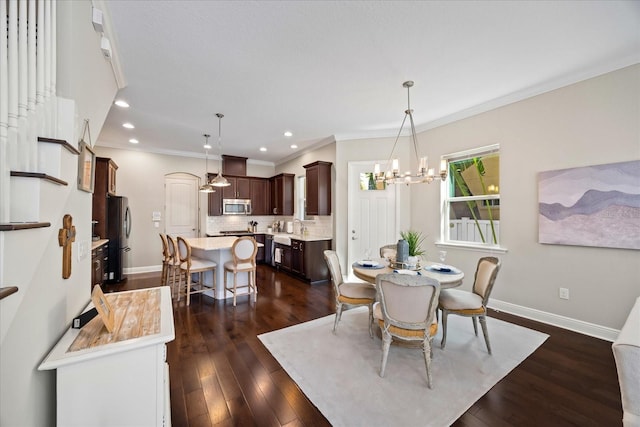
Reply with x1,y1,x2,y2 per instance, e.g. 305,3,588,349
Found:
206,215,332,237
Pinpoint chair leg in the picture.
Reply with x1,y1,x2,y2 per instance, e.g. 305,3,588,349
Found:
186,270,192,306
252,270,257,302
472,316,479,336
422,339,433,389
367,303,373,338
233,271,238,307
160,263,166,286
441,311,448,349
177,269,183,302
333,302,343,333
379,330,392,377
479,315,492,355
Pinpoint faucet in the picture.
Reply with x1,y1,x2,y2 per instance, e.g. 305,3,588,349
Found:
293,219,304,235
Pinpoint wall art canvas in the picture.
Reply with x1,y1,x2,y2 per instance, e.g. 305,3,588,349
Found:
538,160,640,250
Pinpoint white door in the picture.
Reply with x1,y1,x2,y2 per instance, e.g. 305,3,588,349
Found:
165,173,199,238
348,161,398,272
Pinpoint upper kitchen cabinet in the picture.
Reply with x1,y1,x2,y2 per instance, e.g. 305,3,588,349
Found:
92,157,118,239
222,155,247,176
222,176,251,199
304,161,332,216
270,173,294,216
97,157,118,196
207,173,222,216
250,178,269,215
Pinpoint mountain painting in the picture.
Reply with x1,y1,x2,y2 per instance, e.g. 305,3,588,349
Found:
538,160,640,250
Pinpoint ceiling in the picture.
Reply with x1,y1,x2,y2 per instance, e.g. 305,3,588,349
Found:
97,1,640,165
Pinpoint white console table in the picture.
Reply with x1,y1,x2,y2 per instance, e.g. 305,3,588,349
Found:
39,286,175,427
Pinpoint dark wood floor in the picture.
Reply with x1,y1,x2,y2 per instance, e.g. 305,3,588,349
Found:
111,265,623,427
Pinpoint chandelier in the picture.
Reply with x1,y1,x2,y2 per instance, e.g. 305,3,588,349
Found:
375,81,447,185
210,113,230,187
198,134,215,193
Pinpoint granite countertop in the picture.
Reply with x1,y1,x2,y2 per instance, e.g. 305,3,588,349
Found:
265,232,332,242
91,239,108,250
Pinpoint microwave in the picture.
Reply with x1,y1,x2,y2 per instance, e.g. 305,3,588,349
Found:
222,199,252,215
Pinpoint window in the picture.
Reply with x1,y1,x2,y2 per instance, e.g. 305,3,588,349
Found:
441,144,501,248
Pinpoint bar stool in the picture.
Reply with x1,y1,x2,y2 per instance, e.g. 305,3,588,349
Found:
176,236,217,306
224,236,258,306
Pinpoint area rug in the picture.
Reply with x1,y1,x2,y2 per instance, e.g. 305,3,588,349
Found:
258,307,548,427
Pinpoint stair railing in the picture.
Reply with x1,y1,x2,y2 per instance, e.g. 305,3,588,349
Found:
1,0,57,223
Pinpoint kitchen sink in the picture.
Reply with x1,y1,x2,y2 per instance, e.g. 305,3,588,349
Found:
273,235,292,246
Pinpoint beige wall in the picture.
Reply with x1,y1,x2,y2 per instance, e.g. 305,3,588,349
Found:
338,65,639,332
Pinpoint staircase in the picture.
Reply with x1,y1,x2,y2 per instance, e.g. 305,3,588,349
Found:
0,1,90,347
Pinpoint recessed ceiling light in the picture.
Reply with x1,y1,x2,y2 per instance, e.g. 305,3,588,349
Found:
290,144,298,149
129,138,139,144
284,131,293,137
122,122,135,129
259,147,267,152
114,99,129,108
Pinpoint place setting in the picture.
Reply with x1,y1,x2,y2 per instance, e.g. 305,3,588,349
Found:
423,250,462,274
352,248,385,270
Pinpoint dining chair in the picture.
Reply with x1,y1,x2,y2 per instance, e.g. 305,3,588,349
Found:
374,273,441,388
166,235,181,299
323,250,376,337
224,236,258,306
159,233,170,287
438,256,501,354
379,244,397,260
176,236,217,306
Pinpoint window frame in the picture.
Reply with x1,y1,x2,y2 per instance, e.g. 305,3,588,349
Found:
438,143,507,253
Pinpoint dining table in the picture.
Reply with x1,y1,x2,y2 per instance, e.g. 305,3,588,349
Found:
352,259,464,347
352,259,465,289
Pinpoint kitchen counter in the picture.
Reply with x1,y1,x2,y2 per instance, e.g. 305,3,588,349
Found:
91,239,108,250
265,232,332,242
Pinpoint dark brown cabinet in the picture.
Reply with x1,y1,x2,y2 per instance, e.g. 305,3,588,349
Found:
274,243,292,270
91,243,107,292
270,173,295,215
250,178,269,215
207,173,223,216
222,155,247,176
304,161,332,216
280,238,331,284
222,176,251,199
208,175,268,216
92,157,118,239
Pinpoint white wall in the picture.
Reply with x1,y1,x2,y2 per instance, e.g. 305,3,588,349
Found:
339,65,639,332
0,2,119,425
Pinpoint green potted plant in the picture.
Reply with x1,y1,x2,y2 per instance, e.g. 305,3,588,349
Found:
400,230,425,268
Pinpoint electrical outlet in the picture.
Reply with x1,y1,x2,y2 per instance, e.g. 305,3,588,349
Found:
559,287,570,300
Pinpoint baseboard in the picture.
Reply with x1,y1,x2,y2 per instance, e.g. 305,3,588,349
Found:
489,299,619,342
125,265,162,275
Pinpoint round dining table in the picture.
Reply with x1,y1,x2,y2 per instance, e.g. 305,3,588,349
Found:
352,260,465,289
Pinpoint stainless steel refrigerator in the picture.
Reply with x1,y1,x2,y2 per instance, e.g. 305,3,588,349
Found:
106,196,131,283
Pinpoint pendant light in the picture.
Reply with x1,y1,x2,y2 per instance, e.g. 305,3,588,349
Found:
375,81,447,185
198,134,215,193
210,113,230,187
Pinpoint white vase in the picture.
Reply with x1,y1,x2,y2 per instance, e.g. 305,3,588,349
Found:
407,256,419,269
